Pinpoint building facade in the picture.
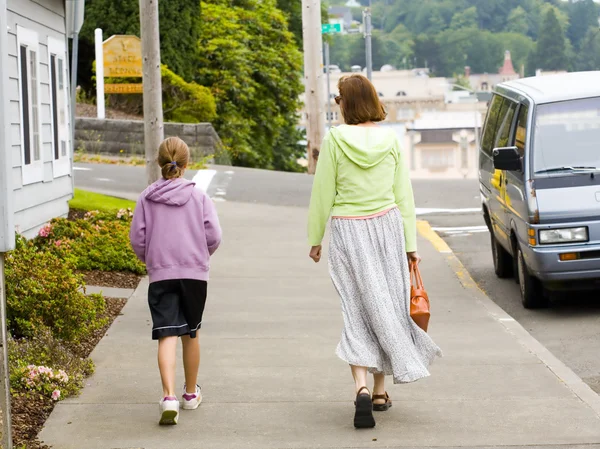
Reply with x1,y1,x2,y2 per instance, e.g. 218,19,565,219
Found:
4,0,77,237
405,112,481,179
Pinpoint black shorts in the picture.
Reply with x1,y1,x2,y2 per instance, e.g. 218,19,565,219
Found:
148,279,207,340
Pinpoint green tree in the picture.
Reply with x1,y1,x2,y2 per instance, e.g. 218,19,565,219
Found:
383,24,415,69
567,0,600,50
198,0,304,171
450,6,478,30
575,28,600,71
506,6,530,34
276,0,328,48
535,7,567,71
78,0,201,92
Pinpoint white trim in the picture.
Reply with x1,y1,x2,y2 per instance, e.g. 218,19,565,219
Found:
152,323,188,331
16,26,43,186
47,36,71,178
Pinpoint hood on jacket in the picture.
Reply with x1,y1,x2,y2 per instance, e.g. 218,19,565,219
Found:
145,178,196,206
329,125,397,169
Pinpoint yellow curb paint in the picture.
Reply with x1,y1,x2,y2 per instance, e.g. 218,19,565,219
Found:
417,220,452,254
417,220,481,292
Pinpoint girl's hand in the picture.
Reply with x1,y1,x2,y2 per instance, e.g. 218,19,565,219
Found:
310,245,322,263
407,251,421,266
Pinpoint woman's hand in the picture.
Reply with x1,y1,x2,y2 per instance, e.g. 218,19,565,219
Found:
310,245,322,263
407,251,421,266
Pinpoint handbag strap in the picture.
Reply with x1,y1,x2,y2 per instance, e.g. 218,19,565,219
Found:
410,262,425,290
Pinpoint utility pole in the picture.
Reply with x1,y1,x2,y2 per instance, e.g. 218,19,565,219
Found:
363,8,373,81
302,0,325,174
139,0,163,185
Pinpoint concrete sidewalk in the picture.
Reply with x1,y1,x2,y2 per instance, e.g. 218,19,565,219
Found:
40,201,600,449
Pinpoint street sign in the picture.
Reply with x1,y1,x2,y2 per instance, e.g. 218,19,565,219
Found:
321,23,342,34
103,35,143,78
105,83,143,94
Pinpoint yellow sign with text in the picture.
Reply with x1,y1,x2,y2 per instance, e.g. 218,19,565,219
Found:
105,83,143,94
103,35,143,78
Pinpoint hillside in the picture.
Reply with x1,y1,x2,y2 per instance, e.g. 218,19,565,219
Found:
326,0,600,76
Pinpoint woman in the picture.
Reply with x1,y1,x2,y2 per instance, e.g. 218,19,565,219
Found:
307,74,441,429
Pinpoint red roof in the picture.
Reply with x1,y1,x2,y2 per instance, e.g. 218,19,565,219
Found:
499,50,516,76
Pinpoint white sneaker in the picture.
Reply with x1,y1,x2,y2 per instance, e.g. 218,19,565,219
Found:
159,396,179,425
182,384,202,410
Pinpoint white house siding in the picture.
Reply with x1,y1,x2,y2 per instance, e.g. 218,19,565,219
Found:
6,0,73,237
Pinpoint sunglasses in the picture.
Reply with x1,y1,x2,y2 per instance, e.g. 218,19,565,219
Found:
335,95,341,105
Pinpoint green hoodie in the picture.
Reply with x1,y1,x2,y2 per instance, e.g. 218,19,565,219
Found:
307,124,416,252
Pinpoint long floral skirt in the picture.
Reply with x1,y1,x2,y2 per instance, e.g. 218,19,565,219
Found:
328,208,442,384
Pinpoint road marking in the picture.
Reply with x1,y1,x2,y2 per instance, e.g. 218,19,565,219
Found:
95,178,112,182
416,207,480,216
416,221,452,253
432,225,489,233
192,169,217,192
74,166,91,171
225,170,234,175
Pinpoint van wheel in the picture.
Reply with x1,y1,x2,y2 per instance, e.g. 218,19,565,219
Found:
491,230,513,278
517,246,548,309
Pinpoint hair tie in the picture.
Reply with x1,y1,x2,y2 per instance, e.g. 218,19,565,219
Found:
170,161,177,166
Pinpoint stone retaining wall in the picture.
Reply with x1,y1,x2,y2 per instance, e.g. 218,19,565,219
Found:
75,118,230,164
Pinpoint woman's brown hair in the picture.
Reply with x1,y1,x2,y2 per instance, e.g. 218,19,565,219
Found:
157,137,190,180
336,74,387,125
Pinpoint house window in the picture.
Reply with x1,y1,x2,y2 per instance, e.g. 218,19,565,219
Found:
17,27,43,185
326,112,339,122
396,108,414,120
421,148,454,171
48,37,71,177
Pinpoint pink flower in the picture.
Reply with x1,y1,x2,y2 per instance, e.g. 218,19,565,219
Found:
54,240,62,247
51,390,61,401
38,224,52,238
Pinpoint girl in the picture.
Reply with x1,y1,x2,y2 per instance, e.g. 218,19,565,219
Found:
307,75,442,429
130,137,222,425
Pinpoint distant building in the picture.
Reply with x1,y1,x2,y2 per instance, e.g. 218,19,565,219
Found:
406,112,482,179
535,69,569,77
327,6,353,29
466,50,521,92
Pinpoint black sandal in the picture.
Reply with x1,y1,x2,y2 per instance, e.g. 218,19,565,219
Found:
354,386,376,429
372,391,392,412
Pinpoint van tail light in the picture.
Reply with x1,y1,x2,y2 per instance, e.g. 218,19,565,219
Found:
528,180,540,224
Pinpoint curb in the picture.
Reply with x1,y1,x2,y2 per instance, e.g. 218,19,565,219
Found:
417,219,600,419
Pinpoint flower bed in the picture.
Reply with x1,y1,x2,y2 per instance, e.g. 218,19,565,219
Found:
4,203,143,448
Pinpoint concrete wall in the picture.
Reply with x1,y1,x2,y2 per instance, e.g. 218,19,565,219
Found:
75,118,230,164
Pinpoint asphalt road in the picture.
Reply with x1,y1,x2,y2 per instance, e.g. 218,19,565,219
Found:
75,163,600,394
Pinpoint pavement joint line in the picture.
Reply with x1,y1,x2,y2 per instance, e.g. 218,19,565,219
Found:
417,220,600,419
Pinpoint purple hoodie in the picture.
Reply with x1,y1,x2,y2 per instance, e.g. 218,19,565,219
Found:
129,178,222,283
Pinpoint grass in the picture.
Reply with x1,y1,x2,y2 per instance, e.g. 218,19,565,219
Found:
69,189,136,212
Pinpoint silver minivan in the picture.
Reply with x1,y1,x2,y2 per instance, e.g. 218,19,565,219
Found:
479,71,600,308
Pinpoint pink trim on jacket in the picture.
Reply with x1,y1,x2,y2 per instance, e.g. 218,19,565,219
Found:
332,206,396,220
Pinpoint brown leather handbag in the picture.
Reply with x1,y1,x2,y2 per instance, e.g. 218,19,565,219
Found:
410,263,430,332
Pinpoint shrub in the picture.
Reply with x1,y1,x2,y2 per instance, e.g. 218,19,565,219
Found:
161,66,217,124
9,328,95,400
4,235,107,342
104,65,217,124
35,210,146,275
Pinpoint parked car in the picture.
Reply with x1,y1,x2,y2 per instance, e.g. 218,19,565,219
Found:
479,71,600,308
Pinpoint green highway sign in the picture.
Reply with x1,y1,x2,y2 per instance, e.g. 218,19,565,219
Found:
321,23,342,34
